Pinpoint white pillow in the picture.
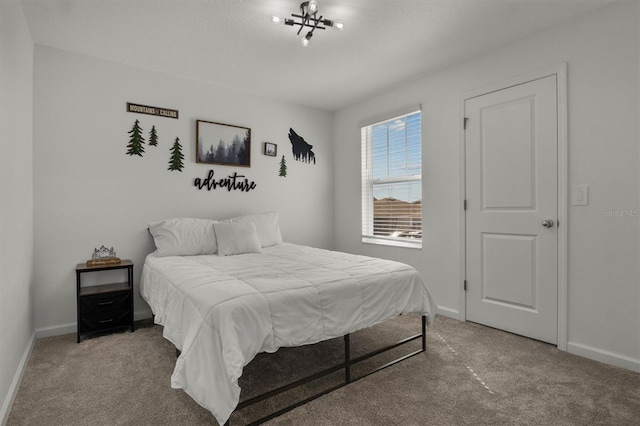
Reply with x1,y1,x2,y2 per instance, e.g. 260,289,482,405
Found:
213,221,262,256
148,218,218,257
229,211,283,247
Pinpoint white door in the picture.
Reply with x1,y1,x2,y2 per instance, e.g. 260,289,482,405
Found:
465,75,558,344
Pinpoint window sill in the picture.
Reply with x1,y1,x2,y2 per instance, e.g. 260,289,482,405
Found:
361,236,422,249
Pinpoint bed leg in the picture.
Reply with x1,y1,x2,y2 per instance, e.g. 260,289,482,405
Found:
344,334,351,383
176,348,181,358
421,315,427,352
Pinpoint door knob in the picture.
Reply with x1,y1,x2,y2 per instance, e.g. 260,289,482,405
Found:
541,219,555,228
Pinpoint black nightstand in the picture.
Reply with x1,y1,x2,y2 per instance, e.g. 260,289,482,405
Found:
75,260,134,343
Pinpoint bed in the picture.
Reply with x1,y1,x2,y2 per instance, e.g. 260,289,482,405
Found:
140,212,435,425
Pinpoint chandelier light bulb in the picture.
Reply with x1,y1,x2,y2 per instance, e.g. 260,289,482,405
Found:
272,15,283,24
307,0,319,15
333,21,344,30
301,32,312,47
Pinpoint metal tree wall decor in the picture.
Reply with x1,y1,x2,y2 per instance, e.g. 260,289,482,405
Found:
127,119,146,156
279,155,287,177
127,120,161,156
168,137,184,171
149,125,159,146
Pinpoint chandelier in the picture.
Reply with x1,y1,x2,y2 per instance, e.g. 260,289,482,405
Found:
272,1,344,47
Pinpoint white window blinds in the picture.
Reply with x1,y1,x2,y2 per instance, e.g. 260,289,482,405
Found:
361,109,422,247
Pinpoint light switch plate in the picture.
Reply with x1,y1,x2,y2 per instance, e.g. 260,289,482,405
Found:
573,184,588,206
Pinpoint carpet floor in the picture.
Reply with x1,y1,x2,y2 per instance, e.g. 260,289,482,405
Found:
6,315,640,425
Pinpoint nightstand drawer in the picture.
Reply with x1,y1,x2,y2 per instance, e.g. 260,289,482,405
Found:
78,310,132,333
79,291,131,315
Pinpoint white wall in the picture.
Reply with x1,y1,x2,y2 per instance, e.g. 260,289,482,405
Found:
334,0,640,371
0,1,35,422
32,46,334,334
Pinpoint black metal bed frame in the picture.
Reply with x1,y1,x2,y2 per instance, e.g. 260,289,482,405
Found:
215,314,428,426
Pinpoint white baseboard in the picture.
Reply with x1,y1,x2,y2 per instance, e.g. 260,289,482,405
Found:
134,308,153,322
432,309,639,374
35,322,76,339
35,309,154,339
436,306,462,321
1,331,35,426
567,341,640,373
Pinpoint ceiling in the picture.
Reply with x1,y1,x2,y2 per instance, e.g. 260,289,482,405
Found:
21,0,617,111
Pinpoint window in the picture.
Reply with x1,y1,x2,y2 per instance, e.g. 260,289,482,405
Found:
361,109,422,248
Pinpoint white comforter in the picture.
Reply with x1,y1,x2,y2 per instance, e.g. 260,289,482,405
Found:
140,243,435,425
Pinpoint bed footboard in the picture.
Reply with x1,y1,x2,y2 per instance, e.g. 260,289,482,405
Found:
220,314,428,425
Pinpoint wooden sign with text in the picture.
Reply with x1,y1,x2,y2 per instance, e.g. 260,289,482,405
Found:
127,102,179,119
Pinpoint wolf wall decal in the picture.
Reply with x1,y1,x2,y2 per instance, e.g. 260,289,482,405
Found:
288,128,316,164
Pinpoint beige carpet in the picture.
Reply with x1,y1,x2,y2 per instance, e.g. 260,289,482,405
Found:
7,315,640,425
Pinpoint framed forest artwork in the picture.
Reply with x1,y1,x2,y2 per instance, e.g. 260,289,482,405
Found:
196,120,251,167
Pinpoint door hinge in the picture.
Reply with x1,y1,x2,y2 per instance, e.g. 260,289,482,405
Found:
464,280,467,291
463,117,469,130
463,199,467,210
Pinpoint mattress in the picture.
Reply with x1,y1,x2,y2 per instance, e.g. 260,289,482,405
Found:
140,243,435,425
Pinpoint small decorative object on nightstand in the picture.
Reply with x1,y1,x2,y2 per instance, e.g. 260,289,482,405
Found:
86,245,121,266
75,260,134,343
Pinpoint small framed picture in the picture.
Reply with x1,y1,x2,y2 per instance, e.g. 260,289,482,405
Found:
263,142,277,157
